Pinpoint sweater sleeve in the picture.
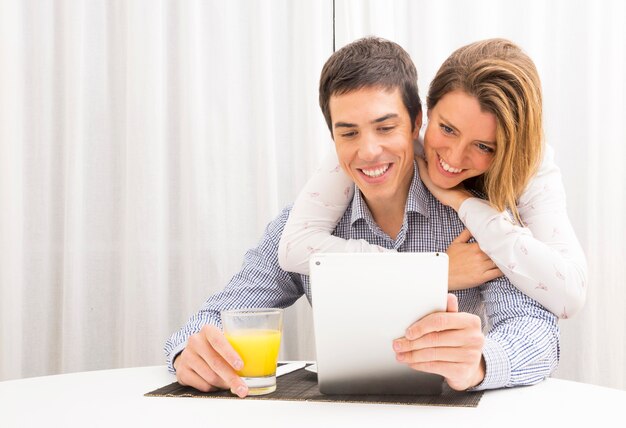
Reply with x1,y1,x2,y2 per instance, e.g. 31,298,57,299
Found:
458,145,587,318
278,149,392,275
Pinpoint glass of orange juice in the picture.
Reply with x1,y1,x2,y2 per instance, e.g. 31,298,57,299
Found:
221,308,284,396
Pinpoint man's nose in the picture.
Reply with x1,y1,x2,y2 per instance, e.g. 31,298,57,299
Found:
358,132,383,161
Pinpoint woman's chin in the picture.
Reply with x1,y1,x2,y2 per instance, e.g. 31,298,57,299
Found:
431,175,462,190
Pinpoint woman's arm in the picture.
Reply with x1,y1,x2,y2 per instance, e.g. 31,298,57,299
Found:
421,146,588,318
278,149,391,275
279,148,501,285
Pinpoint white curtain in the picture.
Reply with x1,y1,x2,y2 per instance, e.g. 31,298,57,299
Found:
1,0,624,391
0,0,330,379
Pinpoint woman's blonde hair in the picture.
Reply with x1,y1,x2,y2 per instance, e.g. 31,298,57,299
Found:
427,38,543,224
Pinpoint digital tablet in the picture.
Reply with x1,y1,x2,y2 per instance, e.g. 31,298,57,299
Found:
309,252,448,395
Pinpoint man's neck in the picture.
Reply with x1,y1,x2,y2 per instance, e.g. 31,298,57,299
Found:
366,192,408,241
359,167,415,241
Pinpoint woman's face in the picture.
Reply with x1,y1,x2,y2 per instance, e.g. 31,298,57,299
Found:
423,90,497,189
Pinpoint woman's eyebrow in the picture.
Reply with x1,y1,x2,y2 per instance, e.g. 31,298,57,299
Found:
438,114,459,133
439,114,495,146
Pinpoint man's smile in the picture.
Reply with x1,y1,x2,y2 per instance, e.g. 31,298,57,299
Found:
357,163,393,182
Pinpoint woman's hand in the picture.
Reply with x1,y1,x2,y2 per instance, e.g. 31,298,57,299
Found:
416,156,472,212
447,229,503,290
416,156,502,289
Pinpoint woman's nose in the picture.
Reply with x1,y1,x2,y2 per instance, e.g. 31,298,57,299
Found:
446,144,467,167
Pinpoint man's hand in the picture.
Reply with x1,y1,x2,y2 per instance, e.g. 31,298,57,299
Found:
447,229,503,290
393,294,486,391
173,325,249,398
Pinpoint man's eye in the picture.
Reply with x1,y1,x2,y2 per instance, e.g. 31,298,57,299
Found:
379,126,395,133
477,143,495,154
341,131,357,138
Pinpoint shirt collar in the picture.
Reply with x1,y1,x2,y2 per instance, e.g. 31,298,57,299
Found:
350,161,430,226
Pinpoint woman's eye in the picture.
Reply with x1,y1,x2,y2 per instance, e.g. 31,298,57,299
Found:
440,124,454,135
477,143,495,154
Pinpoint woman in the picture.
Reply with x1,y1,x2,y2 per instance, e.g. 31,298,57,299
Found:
278,38,587,318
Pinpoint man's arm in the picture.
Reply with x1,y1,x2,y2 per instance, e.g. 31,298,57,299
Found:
475,275,560,389
163,207,305,394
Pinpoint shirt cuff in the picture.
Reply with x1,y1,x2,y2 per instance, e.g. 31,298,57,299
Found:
469,337,511,391
166,340,189,374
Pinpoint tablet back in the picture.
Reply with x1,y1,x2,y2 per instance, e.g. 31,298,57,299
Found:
310,252,448,395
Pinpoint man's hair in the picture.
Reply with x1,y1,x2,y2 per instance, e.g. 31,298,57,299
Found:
319,37,422,136
427,38,543,224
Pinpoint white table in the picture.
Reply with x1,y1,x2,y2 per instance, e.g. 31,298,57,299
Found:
1,365,624,427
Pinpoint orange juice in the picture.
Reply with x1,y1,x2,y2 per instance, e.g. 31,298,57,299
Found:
225,329,282,377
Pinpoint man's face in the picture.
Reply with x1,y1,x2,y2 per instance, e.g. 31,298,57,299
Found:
423,90,497,189
329,86,421,209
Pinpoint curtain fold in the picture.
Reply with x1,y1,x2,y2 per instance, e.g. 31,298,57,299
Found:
0,0,332,380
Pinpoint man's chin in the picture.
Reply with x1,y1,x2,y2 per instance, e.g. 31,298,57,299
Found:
358,187,383,201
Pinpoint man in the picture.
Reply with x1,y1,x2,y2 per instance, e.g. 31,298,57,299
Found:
165,37,559,397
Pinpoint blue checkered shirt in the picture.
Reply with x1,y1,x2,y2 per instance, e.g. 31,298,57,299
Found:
164,164,560,390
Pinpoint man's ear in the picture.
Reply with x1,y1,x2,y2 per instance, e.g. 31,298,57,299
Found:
413,110,423,138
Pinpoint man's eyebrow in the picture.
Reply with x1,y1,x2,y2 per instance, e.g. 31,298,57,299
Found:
372,113,398,124
333,113,398,129
334,122,357,129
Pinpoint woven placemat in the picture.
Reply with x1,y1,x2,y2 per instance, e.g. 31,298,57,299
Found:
145,365,483,407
